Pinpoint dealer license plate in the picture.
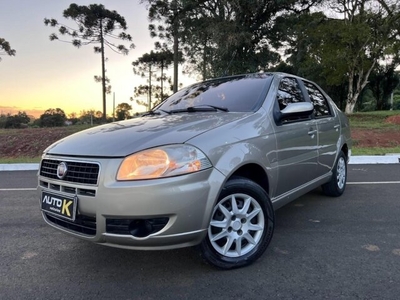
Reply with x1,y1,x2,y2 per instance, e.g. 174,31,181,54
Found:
41,191,78,221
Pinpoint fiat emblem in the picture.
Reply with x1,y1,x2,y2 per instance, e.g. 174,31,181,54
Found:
57,162,68,179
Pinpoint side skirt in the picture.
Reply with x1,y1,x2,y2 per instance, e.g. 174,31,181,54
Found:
271,173,332,210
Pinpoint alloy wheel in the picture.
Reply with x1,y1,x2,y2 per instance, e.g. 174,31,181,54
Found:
208,193,265,258
336,157,346,190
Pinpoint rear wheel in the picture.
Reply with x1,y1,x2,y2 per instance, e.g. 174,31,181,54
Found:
322,150,347,197
200,177,274,269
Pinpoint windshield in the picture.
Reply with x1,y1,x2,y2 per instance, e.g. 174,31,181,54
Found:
157,73,273,113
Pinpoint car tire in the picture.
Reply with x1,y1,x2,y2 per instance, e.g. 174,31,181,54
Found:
322,150,347,197
200,177,275,269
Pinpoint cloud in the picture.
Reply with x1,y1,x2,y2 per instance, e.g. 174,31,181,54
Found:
0,106,44,118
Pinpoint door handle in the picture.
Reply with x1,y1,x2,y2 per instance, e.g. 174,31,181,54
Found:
308,129,317,136
334,124,340,130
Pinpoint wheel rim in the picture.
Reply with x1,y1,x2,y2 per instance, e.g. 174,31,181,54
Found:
208,193,265,258
336,157,346,190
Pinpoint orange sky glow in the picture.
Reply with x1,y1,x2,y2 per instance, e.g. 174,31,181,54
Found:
0,0,195,119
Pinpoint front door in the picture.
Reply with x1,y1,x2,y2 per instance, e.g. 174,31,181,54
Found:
273,77,318,196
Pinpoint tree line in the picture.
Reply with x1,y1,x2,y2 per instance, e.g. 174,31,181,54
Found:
2,0,400,115
0,103,134,129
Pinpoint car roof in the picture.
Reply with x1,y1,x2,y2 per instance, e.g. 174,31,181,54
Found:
207,72,306,82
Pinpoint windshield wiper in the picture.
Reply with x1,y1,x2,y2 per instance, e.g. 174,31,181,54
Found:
142,109,171,117
155,109,172,114
169,105,229,114
196,105,229,112
142,110,161,117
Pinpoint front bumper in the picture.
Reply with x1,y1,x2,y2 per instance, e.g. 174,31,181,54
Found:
38,155,225,250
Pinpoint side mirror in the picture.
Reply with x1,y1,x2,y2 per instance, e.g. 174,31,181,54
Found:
280,102,314,121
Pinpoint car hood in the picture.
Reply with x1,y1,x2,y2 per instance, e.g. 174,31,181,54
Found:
44,113,250,157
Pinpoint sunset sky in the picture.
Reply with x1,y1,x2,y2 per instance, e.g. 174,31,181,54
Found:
0,0,195,118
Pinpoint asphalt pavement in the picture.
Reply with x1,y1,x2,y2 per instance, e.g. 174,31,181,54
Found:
1,163,400,299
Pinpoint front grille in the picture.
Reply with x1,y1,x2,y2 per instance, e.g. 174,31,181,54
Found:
40,159,99,185
45,213,96,236
39,180,96,197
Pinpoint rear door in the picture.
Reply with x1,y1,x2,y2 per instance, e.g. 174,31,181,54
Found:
273,77,318,196
301,80,340,177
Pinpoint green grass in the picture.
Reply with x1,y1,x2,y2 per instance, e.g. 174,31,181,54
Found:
0,156,41,163
348,110,400,129
349,110,400,155
352,147,400,156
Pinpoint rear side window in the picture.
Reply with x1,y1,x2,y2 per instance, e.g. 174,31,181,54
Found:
277,78,304,110
303,81,331,117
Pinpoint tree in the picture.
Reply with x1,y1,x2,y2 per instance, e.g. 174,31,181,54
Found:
131,85,151,111
153,50,174,101
40,108,67,127
0,37,16,61
94,75,112,95
273,0,400,113
143,0,201,92
180,12,222,80
4,112,30,129
272,11,349,109
79,109,103,124
115,102,132,120
68,112,79,125
44,4,135,121
131,83,171,111
0,113,7,128
144,1,322,82
331,0,400,113
368,65,400,110
393,82,400,110
181,0,282,77
131,50,174,110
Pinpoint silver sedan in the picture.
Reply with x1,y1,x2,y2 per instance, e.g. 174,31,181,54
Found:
38,72,351,269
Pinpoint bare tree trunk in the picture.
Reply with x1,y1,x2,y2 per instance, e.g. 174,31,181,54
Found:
172,0,179,93
345,102,356,114
345,61,376,114
148,64,152,110
100,23,107,122
202,40,207,81
160,60,164,101
173,26,179,93
345,72,355,114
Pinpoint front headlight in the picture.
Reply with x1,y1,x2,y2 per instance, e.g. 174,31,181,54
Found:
117,145,212,181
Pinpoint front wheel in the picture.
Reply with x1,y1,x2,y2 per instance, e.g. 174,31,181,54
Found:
322,150,347,197
200,177,274,269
